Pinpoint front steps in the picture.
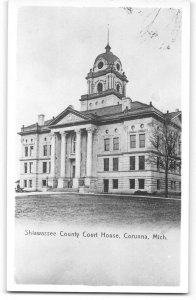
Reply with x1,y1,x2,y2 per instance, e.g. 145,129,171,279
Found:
47,187,79,193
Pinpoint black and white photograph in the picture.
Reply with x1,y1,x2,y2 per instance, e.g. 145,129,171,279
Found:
7,0,189,293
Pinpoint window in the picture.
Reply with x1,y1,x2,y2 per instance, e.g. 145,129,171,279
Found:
174,161,176,172
29,162,33,173
174,181,176,190
156,135,160,149
157,157,160,170
104,158,109,171
43,145,47,156
30,146,34,156
49,161,51,173
43,162,47,173
138,179,145,189
49,145,51,156
72,136,76,153
104,138,110,151
130,135,136,148
113,137,119,150
29,180,32,188
113,158,119,171
157,179,161,190
116,84,120,93
24,163,27,173
139,156,145,170
97,82,103,93
139,134,145,148
42,180,47,187
171,181,174,190
116,63,120,71
25,147,28,157
130,156,135,170
24,180,27,188
179,182,181,191
113,179,118,189
129,179,135,189
179,164,181,175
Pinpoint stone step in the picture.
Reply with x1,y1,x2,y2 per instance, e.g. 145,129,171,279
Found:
48,187,79,193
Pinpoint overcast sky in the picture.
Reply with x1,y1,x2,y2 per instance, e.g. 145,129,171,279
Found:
15,6,181,178
16,6,181,129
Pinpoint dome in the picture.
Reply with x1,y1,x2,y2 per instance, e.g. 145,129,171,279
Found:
94,44,121,67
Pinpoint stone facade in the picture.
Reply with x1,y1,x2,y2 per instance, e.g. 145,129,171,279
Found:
18,43,181,194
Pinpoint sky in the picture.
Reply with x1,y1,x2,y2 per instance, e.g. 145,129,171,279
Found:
16,6,181,129
15,5,181,178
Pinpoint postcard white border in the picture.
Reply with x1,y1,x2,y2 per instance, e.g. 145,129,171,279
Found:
7,0,190,293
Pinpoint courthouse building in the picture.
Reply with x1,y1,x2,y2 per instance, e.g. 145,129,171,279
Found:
18,42,181,193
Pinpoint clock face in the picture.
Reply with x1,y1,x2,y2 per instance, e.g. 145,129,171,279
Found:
98,61,104,69
116,63,120,71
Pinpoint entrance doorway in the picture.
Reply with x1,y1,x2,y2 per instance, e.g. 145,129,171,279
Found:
72,165,75,178
103,179,109,193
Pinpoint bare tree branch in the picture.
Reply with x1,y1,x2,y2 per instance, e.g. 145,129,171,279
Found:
123,7,182,49
147,118,181,197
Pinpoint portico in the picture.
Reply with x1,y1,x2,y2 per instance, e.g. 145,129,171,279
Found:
48,124,96,189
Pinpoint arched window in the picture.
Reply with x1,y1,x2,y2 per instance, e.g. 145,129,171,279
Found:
116,84,120,93
97,82,103,93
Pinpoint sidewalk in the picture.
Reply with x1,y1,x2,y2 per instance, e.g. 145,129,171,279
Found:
15,191,181,201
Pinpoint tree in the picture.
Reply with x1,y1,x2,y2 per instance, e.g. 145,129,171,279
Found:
124,8,181,49
147,115,181,197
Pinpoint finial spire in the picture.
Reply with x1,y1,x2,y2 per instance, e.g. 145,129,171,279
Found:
107,24,109,45
105,24,111,53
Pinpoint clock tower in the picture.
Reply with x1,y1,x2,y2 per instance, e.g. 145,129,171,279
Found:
80,41,128,111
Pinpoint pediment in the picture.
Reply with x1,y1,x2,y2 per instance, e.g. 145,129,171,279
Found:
57,112,86,125
172,114,181,127
49,106,95,127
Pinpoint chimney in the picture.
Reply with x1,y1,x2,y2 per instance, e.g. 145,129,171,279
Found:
38,114,45,126
175,108,179,112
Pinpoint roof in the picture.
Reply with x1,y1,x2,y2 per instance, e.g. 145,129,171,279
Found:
166,111,181,120
94,45,120,66
18,101,181,135
83,104,122,117
83,101,150,117
19,119,53,134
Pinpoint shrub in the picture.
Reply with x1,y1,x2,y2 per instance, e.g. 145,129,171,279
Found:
134,190,148,195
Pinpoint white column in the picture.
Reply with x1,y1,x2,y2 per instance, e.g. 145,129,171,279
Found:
86,128,93,177
50,133,56,177
109,74,111,89
60,132,67,178
124,83,126,96
75,129,81,178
